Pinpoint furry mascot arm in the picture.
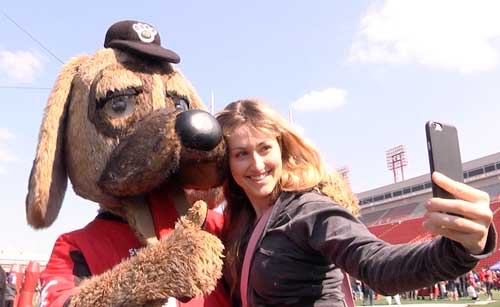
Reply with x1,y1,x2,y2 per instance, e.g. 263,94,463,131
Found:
69,201,223,307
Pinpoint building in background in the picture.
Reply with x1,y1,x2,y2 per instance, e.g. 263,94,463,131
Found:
357,151,500,268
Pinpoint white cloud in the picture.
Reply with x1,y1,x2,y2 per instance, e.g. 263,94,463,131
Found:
0,129,16,174
291,88,347,112
350,0,500,74
0,128,15,141
0,50,43,83
0,149,15,162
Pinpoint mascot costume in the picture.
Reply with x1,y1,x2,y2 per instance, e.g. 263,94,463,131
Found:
26,20,229,307
26,19,360,307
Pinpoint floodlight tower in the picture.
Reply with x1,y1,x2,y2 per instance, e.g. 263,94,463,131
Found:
386,145,408,183
336,166,351,185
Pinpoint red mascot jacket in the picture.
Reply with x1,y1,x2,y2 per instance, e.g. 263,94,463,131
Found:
39,188,230,307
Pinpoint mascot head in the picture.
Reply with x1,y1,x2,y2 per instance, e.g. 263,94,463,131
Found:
26,20,226,243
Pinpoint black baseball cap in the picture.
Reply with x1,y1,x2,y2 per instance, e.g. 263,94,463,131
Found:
104,20,180,64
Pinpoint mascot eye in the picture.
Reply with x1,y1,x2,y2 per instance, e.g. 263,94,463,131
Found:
97,88,141,119
166,91,190,112
175,98,189,111
103,96,136,118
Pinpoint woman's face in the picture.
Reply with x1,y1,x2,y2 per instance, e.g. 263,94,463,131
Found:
227,125,282,208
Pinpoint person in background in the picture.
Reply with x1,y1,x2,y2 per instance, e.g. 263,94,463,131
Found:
354,279,363,301
467,271,479,300
404,289,417,301
458,273,468,297
438,281,447,299
217,98,496,307
0,266,5,307
428,284,438,300
493,270,498,290
4,273,16,307
446,278,459,301
484,268,494,300
362,282,375,306
385,294,401,305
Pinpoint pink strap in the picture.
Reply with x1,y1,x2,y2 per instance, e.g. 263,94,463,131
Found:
240,208,272,307
342,272,355,307
239,207,356,307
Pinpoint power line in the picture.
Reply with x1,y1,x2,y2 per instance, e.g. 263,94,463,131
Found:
1,10,64,64
0,86,50,90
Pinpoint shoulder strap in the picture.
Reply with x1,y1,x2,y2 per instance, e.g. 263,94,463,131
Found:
240,208,272,307
239,207,356,307
342,272,355,307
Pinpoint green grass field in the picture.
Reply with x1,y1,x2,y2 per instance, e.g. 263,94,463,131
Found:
355,291,500,306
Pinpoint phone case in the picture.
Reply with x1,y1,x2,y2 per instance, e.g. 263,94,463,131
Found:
425,121,463,199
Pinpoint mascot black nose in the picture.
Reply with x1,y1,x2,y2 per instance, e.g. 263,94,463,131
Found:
175,110,222,151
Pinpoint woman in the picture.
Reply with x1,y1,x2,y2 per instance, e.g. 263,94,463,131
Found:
216,98,496,307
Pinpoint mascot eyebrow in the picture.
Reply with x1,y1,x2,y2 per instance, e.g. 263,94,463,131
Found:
96,87,143,110
92,68,143,103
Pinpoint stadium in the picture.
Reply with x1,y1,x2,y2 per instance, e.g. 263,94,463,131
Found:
358,151,500,270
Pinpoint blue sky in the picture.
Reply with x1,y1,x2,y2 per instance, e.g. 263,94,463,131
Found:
1,0,500,257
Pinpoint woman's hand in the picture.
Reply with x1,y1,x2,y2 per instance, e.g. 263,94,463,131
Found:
423,171,493,254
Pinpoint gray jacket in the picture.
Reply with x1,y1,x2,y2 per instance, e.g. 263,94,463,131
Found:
241,190,496,307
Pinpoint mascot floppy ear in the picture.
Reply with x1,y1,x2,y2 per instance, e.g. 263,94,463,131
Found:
26,55,88,229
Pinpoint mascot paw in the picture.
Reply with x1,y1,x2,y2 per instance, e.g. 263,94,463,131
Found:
157,200,223,299
155,215,224,300
177,200,208,230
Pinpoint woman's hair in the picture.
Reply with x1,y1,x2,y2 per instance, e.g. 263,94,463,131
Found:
216,98,359,298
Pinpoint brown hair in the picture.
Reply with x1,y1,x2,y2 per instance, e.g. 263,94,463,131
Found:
216,98,359,298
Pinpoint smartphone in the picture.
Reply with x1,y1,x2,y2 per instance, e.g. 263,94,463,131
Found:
425,121,464,199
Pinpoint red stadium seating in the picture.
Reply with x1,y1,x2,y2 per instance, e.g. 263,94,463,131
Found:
366,200,500,270
359,210,390,226
367,223,398,237
378,218,432,244
376,202,420,226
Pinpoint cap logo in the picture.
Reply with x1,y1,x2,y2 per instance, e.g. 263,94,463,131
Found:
132,23,157,43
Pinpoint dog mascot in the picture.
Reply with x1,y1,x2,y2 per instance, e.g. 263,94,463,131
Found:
26,20,229,307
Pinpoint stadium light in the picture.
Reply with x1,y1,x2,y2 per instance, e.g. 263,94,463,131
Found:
336,166,350,185
386,145,408,183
